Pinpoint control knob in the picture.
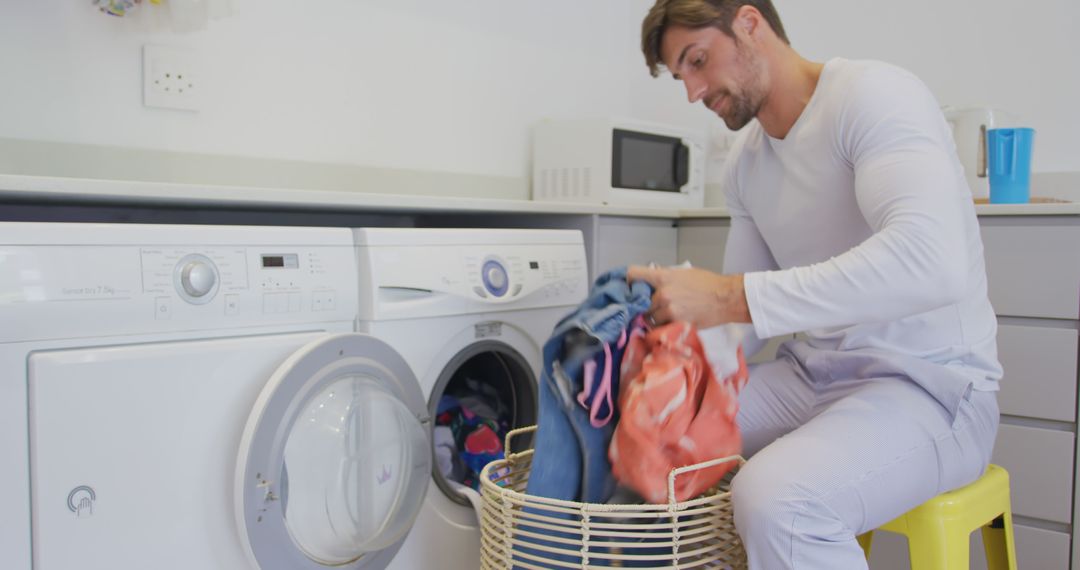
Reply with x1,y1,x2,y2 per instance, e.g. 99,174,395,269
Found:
481,259,509,297
181,260,216,297
173,253,220,305
486,265,507,289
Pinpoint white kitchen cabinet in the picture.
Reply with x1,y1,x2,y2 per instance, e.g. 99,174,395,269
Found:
594,216,678,273
676,218,730,273
981,216,1080,570
992,424,1075,524
982,222,1080,319
1004,524,1073,570
996,324,1077,422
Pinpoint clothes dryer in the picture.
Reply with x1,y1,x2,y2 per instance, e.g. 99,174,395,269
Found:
352,228,589,570
0,223,432,570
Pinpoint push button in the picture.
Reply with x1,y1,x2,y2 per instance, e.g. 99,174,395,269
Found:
263,293,287,314
224,294,240,315
154,297,172,320
312,291,336,311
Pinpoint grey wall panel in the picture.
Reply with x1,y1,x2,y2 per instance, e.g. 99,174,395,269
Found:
992,424,1075,524
595,216,677,272
981,223,1080,319
997,323,1078,421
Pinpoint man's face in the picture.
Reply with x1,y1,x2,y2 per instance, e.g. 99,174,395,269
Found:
660,24,766,131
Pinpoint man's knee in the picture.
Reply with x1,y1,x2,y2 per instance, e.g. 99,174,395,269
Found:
732,454,850,537
732,457,804,536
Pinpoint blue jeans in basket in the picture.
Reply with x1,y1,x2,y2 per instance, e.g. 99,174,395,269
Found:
516,267,652,568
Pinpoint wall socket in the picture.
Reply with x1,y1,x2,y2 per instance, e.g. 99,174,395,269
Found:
143,45,201,112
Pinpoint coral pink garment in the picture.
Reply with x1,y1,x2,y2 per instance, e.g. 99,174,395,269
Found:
609,318,748,503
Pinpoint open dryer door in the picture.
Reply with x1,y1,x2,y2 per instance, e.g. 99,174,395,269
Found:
236,333,431,570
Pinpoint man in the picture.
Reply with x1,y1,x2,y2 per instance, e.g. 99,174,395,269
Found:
628,1,1002,568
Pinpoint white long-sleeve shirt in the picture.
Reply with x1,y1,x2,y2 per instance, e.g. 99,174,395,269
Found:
723,58,1002,393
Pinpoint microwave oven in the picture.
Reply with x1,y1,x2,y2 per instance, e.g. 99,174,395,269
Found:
531,118,705,209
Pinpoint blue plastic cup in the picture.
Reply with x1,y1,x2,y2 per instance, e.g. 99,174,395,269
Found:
987,128,1035,204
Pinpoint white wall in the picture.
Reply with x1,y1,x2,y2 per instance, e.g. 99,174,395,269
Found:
0,0,678,194
0,0,1075,199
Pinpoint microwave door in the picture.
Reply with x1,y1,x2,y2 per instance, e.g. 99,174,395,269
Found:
674,142,690,191
612,129,682,193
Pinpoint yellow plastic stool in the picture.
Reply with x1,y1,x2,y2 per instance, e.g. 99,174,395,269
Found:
857,464,1017,569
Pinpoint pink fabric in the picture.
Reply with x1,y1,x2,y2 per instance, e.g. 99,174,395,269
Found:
578,359,598,410
575,329,628,428
609,319,749,503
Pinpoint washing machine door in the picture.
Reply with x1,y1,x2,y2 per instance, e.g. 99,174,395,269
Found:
236,333,431,570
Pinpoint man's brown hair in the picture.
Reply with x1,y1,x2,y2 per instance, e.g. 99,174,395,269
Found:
642,0,789,77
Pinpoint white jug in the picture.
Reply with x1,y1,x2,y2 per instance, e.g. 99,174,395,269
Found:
943,106,1018,200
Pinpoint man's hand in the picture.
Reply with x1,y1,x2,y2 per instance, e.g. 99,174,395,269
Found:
627,265,751,328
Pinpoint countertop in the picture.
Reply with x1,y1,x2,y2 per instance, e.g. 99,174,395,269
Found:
2,174,1079,218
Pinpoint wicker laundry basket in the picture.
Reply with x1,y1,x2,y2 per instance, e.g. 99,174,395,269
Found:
478,426,748,569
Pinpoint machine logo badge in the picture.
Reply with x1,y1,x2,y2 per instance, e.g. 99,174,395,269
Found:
475,322,502,339
377,465,392,485
67,485,96,519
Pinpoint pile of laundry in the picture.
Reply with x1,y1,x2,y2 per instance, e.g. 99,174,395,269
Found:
527,266,749,506
434,377,511,491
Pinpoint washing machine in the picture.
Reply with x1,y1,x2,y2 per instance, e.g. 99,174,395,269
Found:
352,228,589,570
0,222,434,570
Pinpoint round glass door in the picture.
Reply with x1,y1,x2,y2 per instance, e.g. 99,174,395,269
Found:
283,376,428,564
237,334,431,570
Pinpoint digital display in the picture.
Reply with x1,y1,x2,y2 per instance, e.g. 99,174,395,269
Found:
261,254,299,269
529,261,539,269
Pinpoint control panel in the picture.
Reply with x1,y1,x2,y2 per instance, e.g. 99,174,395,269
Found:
0,228,359,342
360,239,588,320
461,248,585,304
140,245,352,319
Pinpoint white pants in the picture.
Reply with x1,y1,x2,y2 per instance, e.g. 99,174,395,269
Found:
731,355,1000,570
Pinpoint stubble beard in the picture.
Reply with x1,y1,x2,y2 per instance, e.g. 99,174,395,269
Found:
717,39,766,131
